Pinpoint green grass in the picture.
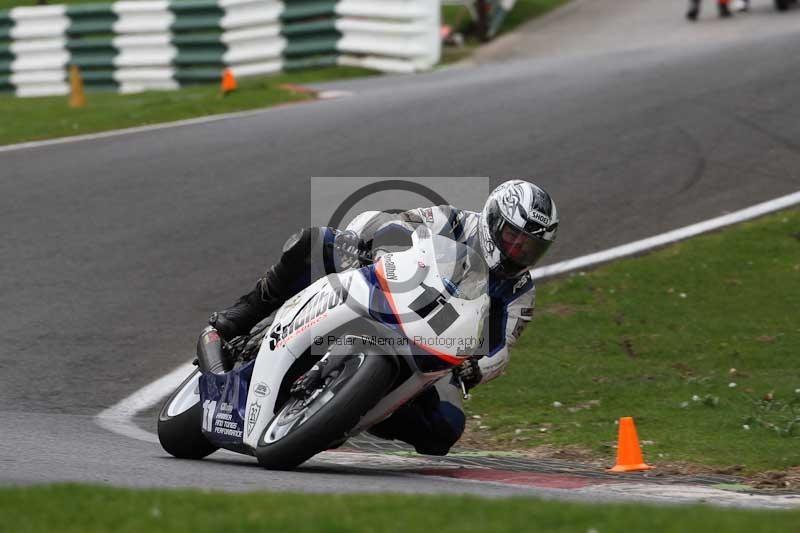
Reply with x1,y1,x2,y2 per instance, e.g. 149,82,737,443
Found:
468,209,800,473
441,0,568,64
1,484,798,532
442,4,474,33
0,66,372,146
442,0,567,34
500,0,570,33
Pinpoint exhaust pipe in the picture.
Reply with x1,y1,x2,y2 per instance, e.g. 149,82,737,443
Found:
197,326,227,375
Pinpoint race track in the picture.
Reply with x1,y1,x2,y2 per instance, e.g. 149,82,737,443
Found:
1,0,799,505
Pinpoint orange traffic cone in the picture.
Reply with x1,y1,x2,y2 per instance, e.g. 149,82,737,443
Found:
608,417,653,473
68,64,86,108
220,68,237,95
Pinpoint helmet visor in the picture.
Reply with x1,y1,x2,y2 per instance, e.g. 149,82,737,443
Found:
497,221,552,270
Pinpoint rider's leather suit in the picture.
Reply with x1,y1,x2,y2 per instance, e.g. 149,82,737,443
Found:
212,206,537,455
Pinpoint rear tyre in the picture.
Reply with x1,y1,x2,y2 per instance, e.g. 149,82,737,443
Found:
157,370,219,459
775,0,790,11
256,350,395,470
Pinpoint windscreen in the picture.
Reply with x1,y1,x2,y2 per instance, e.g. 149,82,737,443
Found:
430,233,488,301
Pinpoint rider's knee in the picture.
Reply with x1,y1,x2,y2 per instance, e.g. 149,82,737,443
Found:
280,227,334,262
282,227,315,256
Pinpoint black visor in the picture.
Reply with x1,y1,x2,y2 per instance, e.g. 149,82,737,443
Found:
489,216,553,277
499,220,551,262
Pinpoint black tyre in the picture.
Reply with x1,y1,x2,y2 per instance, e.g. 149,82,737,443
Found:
158,370,219,459
775,0,790,11
256,351,395,470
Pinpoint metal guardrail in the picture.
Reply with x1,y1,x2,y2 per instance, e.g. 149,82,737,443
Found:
0,0,440,97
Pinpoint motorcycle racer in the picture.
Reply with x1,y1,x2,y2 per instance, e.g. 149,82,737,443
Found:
208,179,559,455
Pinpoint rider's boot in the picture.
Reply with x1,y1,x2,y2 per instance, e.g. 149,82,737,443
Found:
209,227,325,341
209,268,285,341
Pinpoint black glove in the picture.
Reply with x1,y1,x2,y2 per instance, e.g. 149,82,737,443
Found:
455,359,482,391
331,229,371,270
208,312,243,341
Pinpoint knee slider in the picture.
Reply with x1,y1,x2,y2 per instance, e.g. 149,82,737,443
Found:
281,227,333,259
281,227,314,256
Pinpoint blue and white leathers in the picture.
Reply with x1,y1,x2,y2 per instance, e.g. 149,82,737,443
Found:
346,206,537,385
160,228,492,461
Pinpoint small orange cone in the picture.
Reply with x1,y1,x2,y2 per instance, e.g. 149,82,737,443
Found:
220,68,237,95
608,417,653,473
68,64,86,108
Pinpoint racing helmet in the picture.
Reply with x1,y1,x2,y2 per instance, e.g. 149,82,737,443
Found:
478,180,559,279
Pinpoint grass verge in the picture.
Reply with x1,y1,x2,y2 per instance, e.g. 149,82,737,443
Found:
466,209,800,476
0,66,372,146
1,484,799,532
441,0,569,63
499,0,570,33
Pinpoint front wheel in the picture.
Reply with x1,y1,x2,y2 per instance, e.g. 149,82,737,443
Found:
256,350,395,470
158,369,219,459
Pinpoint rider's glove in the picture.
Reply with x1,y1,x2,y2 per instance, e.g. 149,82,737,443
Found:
208,312,242,341
332,229,370,271
455,359,482,392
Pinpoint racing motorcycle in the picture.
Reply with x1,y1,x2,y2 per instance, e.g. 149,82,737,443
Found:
157,226,489,469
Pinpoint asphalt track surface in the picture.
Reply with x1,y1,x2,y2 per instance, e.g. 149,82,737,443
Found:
2,0,800,503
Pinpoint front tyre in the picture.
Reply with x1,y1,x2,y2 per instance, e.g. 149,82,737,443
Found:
256,351,394,470
157,369,219,459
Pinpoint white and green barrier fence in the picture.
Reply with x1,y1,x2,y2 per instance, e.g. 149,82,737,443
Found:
0,0,440,97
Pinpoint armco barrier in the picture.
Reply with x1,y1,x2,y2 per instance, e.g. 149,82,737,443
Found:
0,0,440,97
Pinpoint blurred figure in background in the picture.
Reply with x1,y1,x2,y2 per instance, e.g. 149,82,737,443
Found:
686,0,739,20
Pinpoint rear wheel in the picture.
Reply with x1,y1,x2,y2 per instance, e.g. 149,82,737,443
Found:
775,0,791,11
157,369,219,459
256,349,395,470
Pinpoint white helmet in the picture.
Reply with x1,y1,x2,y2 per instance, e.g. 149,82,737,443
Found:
478,180,559,279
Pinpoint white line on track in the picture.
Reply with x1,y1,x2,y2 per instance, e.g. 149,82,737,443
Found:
95,190,800,443
0,91,352,155
96,361,195,444
531,190,800,280
318,90,354,100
